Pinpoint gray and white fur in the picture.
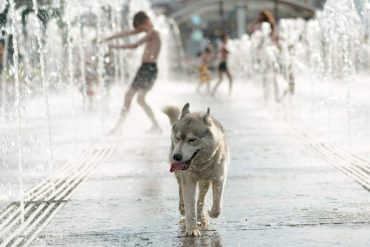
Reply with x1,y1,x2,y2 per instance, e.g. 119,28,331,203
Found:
163,103,229,236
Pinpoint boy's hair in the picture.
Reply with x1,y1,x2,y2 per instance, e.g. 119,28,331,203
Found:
259,10,276,31
133,11,149,28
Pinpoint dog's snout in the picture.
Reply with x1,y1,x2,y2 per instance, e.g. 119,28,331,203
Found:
173,153,183,161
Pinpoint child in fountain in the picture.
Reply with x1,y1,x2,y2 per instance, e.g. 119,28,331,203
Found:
196,46,212,94
103,11,161,133
211,33,233,97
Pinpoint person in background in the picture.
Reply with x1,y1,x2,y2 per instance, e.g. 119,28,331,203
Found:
196,47,212,94
211,33,233,97
248,10,278,43
103,11,162,133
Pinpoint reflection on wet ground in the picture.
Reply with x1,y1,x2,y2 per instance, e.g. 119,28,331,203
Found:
2,81,370,246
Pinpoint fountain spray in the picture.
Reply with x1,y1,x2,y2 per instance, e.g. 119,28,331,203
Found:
8,0,24,224
32,0,54,181
1,32,8,118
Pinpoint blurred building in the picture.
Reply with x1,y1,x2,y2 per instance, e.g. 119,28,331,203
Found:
152,0,327,55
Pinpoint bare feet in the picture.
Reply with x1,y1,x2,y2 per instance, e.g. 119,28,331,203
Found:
109,119,124,134
109,126,120,135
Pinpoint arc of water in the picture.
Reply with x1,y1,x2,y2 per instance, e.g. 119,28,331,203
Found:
112,11,120,85
320,10,335,143
96,8,108,129
66,19,74,92
343,32,353,156
32,0,54,176
117,11,126,85
1,33,8,118
64,10,78,145
1,136,5,170
78,21,88,111
96,8,106,96
77,18,92,143
8,0,24,224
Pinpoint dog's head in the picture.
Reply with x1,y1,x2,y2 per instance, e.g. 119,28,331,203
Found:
165,103,218,172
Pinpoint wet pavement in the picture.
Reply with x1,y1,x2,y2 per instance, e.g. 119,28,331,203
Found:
2,79,370,246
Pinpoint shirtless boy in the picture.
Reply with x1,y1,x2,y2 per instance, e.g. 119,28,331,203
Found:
211,33,233,97
103,11,161,133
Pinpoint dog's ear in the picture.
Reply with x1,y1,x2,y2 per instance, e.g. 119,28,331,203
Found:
180,103,190,118
202,107,211,124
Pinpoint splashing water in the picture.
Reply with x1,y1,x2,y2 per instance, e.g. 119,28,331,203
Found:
0,35,8,118
32,0,55,186
8,0,24,224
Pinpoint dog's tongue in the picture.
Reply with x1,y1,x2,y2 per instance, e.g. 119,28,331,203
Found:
170,162,186,173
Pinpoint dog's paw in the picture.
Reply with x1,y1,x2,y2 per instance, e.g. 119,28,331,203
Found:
179,202,185,216
197,214,209,226
208,206,221,218
185,228,201,237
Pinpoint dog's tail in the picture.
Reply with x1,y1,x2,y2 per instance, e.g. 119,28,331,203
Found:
162,106,180,125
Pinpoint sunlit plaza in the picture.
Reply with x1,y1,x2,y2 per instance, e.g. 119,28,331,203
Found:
1,0,370,246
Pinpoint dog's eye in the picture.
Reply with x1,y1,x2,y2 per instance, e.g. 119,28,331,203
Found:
188,138,198,143
175,137,180,143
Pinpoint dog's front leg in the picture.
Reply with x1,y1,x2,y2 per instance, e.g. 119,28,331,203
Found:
197,180,210,226
182,175,200,236
209,178,225,218
175,174,185,215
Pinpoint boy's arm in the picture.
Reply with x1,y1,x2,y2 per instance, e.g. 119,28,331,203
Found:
109,31,154,49
103,29,141,42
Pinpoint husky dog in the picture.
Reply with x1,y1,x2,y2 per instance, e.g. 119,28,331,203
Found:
163,103,229,236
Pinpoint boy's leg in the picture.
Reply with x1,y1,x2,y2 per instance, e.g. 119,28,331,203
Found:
122,87,137,111
197,68,205,93
211,70,223,97
137,89,161,132
111,87,136,133
225,70,233,96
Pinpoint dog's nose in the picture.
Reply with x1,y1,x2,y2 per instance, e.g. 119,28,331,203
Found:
173,153,183,161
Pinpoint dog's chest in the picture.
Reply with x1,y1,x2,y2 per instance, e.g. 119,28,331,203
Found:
188,162,222,180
